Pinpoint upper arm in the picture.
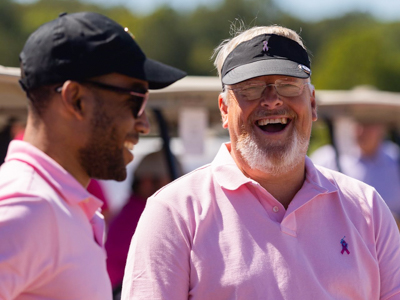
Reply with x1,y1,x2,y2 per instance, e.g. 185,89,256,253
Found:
0,197,57,299
121,198,192,300
372,193,400,300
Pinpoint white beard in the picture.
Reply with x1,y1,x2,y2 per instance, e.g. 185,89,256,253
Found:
236,124,310,176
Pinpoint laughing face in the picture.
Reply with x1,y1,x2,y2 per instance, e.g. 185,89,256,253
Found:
78,73,150,181
220,75,317,176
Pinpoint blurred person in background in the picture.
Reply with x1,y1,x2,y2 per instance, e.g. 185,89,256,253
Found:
122,25,400,299
88,178,113,226
0,11,185,300
0,116,25,164
311,120,400,221
106,150,182,300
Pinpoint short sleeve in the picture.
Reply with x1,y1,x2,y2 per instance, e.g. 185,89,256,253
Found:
0,197,57,299
372,192,400,300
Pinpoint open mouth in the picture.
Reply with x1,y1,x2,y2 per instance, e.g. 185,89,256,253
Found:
256,117,291,133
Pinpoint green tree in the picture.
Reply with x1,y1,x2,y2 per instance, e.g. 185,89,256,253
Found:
0,0,23,66
132,7,189,72
311,17,400,91
183,0,283,75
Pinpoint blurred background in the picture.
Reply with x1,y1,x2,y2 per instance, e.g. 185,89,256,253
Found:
3,2,400,296
2,0,400,214
3,0,400,89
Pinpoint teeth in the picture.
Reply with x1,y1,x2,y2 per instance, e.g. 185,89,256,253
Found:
258,118,288,126
124,141,134,151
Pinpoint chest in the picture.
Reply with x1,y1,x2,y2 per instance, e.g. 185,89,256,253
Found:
188,188,378,299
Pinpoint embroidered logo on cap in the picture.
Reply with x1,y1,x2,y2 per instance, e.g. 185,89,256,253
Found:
340,236,350,255
298,64,311,75
262,41,269,53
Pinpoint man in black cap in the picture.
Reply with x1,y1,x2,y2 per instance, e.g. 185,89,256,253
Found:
0,12,185,300
122,25,400,299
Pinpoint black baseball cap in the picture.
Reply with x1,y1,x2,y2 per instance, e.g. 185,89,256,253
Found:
19,12,186,91
221,34,311,85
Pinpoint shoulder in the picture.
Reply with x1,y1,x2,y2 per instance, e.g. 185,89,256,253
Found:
0,194,58,263
152,163,214,199
314,163,384,211
315,163,375,193
0,159,56,201
145,163,218,215
0,160,60,233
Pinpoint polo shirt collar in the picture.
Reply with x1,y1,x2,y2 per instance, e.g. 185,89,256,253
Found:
212,143,259,190
285,157,338,216
212,142,337,195
304,156,337,194
5,140,102,219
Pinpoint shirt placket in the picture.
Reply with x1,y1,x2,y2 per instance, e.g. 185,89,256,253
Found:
249,182,286,223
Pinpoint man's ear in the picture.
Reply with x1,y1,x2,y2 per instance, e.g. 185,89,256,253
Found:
219,93,229,129
59,81,86,120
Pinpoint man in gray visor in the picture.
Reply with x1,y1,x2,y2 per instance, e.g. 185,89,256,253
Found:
121,25,400,299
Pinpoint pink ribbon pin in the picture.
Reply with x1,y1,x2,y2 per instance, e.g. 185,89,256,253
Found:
340,236,350,255
263,41,269,52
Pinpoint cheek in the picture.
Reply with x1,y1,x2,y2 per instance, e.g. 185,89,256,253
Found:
228,108,245,132
298,106,315,136
229,103,253,127
113,109,135,132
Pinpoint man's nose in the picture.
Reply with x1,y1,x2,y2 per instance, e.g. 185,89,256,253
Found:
259,86,283,109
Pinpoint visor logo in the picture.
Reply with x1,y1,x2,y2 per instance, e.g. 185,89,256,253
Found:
263,41,269,53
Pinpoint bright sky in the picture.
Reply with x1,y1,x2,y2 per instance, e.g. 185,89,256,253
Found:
86,0,400,21
14,0,400,22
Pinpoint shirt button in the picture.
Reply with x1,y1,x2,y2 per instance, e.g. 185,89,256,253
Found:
273,206,279,213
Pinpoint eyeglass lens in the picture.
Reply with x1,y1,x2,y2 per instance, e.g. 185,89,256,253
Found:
129,95,146,118
235,82,306,101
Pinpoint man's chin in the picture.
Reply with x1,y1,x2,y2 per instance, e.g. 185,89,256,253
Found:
90,165,127,182
108,168,127,182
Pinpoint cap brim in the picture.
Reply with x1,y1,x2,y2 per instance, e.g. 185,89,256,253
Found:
142,58,187,90
222,59,310,85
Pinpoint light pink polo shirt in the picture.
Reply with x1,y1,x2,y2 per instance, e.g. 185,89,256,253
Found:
122,143,400,300
0,141,112,300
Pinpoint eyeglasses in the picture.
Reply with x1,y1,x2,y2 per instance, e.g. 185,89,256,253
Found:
56,80,149,118
227,80,311,101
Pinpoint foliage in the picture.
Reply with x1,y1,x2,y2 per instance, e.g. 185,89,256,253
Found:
0,0,22,66
312,20,400,91
1,0,400,92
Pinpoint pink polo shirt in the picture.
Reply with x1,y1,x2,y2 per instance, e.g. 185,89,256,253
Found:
122,143,400,300
0,141,112,300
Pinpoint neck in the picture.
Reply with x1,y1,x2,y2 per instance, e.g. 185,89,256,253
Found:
360,144,380,158
230,144,306,209
23,116,90,188
245,162,306,209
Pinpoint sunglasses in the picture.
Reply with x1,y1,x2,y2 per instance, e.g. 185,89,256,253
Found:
227,80,311,101
56,80,149,118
